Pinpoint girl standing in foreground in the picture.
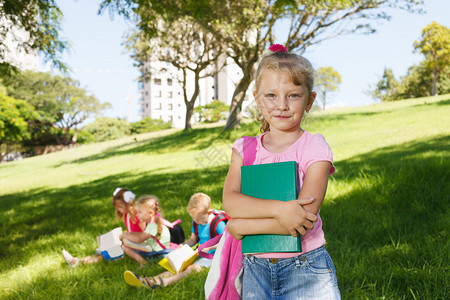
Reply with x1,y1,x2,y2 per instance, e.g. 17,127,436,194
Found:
223,45,340,299
119,195,171,267
62,188,145,266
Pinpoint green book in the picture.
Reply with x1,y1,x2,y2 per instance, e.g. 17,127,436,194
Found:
240,161,301,253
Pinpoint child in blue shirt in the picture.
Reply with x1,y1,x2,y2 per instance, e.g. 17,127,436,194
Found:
124,192,226,289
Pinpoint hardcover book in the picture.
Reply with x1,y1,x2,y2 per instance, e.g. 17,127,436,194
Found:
97,227,124,260
240,161,301,253
158,244,199,274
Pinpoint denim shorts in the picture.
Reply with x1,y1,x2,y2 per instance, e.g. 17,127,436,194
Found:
242,246,340,300
134,248,172,258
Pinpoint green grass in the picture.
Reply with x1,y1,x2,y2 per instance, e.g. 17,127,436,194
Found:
1,95,449,299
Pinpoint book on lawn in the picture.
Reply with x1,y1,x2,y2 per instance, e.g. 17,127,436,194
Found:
97,227,124,260
240,161,302,254
158,244,199,274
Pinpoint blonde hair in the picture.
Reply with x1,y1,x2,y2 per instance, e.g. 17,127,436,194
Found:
187,192,211,217
136,195,164,239
254,52,315,133
112,188,137,223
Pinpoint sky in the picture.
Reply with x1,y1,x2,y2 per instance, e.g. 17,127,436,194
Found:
51,0,450,123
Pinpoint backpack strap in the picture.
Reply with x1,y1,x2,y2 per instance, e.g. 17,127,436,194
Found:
193,220,200,242
209,212,228,239
150,235,166,250
242,136,257,166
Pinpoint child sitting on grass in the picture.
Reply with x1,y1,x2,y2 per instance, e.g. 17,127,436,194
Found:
120,195,172,267
62,188,145,267
123,192,226,289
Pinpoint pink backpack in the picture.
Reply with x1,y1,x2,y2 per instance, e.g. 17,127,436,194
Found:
199,136,257,300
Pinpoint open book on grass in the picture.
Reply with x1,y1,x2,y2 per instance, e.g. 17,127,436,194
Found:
97,227,124,260
158,244,199,274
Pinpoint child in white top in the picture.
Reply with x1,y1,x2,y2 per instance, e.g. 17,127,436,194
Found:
223,45,340,299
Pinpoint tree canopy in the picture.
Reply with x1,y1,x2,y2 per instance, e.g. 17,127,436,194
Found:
101,0,424,129
371,22,450,101
414,21,450,96
315,67,341,110
3,71,110,145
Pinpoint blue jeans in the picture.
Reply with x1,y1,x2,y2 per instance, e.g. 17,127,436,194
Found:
242,246,340,300
134,248,172,258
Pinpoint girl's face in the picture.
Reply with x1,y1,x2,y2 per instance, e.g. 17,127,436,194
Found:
136,204,155,223
255,70,316,133
115,201,128,215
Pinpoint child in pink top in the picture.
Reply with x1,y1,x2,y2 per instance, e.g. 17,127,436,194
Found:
223,45,340,299
62,188,145,267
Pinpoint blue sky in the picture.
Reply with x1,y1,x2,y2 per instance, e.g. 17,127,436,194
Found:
53,0,449,123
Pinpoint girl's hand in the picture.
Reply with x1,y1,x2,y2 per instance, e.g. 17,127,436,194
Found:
276,198,317,237
226,219,244,240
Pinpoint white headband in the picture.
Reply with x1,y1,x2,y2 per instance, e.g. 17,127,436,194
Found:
123,191,135,203
113,187,122,197
113,188,135,203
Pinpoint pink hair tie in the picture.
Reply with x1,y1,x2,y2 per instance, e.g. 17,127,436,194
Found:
269,44,288,53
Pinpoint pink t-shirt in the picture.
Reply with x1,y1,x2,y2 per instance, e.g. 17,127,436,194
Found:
124,213,143,232
232,131,335,258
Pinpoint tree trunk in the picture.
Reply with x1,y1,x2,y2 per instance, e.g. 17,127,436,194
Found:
224,71,253,130
432,66,438,96
184,101,195,130
183,71,201,131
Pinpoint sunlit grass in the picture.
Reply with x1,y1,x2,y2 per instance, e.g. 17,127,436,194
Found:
1,95,449,299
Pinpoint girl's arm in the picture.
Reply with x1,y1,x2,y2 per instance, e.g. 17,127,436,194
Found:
223,149,318,236
138,221,146,231
227,197,315,240
296,161,332,215
120,231,151,244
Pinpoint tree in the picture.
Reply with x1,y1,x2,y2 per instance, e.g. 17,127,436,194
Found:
369,68,400,101
4,71,110,145
0,93,36,161
83,117,130,142
315,67,341,110
101,0,424,129
413,22,450,96
0,0,68,77
125,17,226,130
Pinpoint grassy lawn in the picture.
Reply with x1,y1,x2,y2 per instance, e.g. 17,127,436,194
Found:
1,95,448,299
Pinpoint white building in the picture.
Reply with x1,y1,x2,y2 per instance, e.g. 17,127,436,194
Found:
138,57,250,128
0,18,39,72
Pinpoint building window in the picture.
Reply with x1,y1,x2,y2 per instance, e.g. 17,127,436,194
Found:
168,91,173,98
146,103,148,108
154,78,161,85
168,104,173,110
167,78,173,86
155,90,162,98
145,91,148,96
169,115,173,122
155,103,162,110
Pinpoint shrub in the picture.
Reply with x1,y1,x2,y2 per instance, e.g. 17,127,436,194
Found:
130,117,172,134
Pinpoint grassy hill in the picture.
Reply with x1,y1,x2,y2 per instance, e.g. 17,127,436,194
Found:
1,95,448,299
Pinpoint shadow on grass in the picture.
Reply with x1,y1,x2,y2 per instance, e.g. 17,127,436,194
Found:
322,134,449,297
0,164,229,275
1,132,448,298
